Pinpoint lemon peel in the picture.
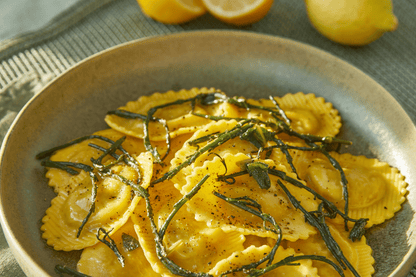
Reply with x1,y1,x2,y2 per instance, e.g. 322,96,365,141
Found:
137,0,206,24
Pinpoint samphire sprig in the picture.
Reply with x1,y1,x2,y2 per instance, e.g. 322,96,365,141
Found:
107,109,171,163
40,133,212,276
54,265,92,277
117,171,213,276
107,91,227,165
37,135,143,242
105,91,350,172
232,97,352,229
43,134,180,274
214,192,282,275
213,192,345,277
152,120,255,184
39,161,93,175
96,227,125,267
54,231,139,276
149,93,355,237
217,165,367,241
247,254,345,277
215,158,364,276
107,92,350,194
277,179,360,277
84,144,213,276
226,96,351,145
154,175,213,277
36,135,123,160
76,171,98,238
36,135,141,177
168,118,353,229
192,95,352,229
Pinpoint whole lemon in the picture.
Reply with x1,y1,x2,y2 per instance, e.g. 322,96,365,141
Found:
304,0,398,46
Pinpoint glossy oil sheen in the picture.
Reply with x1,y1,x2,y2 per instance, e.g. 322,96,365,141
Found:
0,30,415,276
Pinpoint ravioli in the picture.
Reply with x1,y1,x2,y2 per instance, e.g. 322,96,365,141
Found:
286,222,375,277
45,129,148,194
151,133,193,182
169,119,259,190
41,152,153,251
272,148,408,227
181,153,318,241
77,219,159,276
276,92,342,137
221,96,276,120
105,87,226,141
131,180,246,275
209,245,319,277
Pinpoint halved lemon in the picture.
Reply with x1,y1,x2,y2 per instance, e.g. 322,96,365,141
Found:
137,0,207,24
201,0,274,26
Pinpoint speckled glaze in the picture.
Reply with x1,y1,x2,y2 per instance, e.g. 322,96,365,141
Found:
1,31,415,277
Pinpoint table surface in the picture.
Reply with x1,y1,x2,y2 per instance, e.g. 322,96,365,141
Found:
0,0,415,276
0,0,79,41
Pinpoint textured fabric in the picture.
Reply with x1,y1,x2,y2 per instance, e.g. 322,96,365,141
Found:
0,0,415,276
0,0,415,119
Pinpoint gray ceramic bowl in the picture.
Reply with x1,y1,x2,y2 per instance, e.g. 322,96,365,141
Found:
1,31,415,277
